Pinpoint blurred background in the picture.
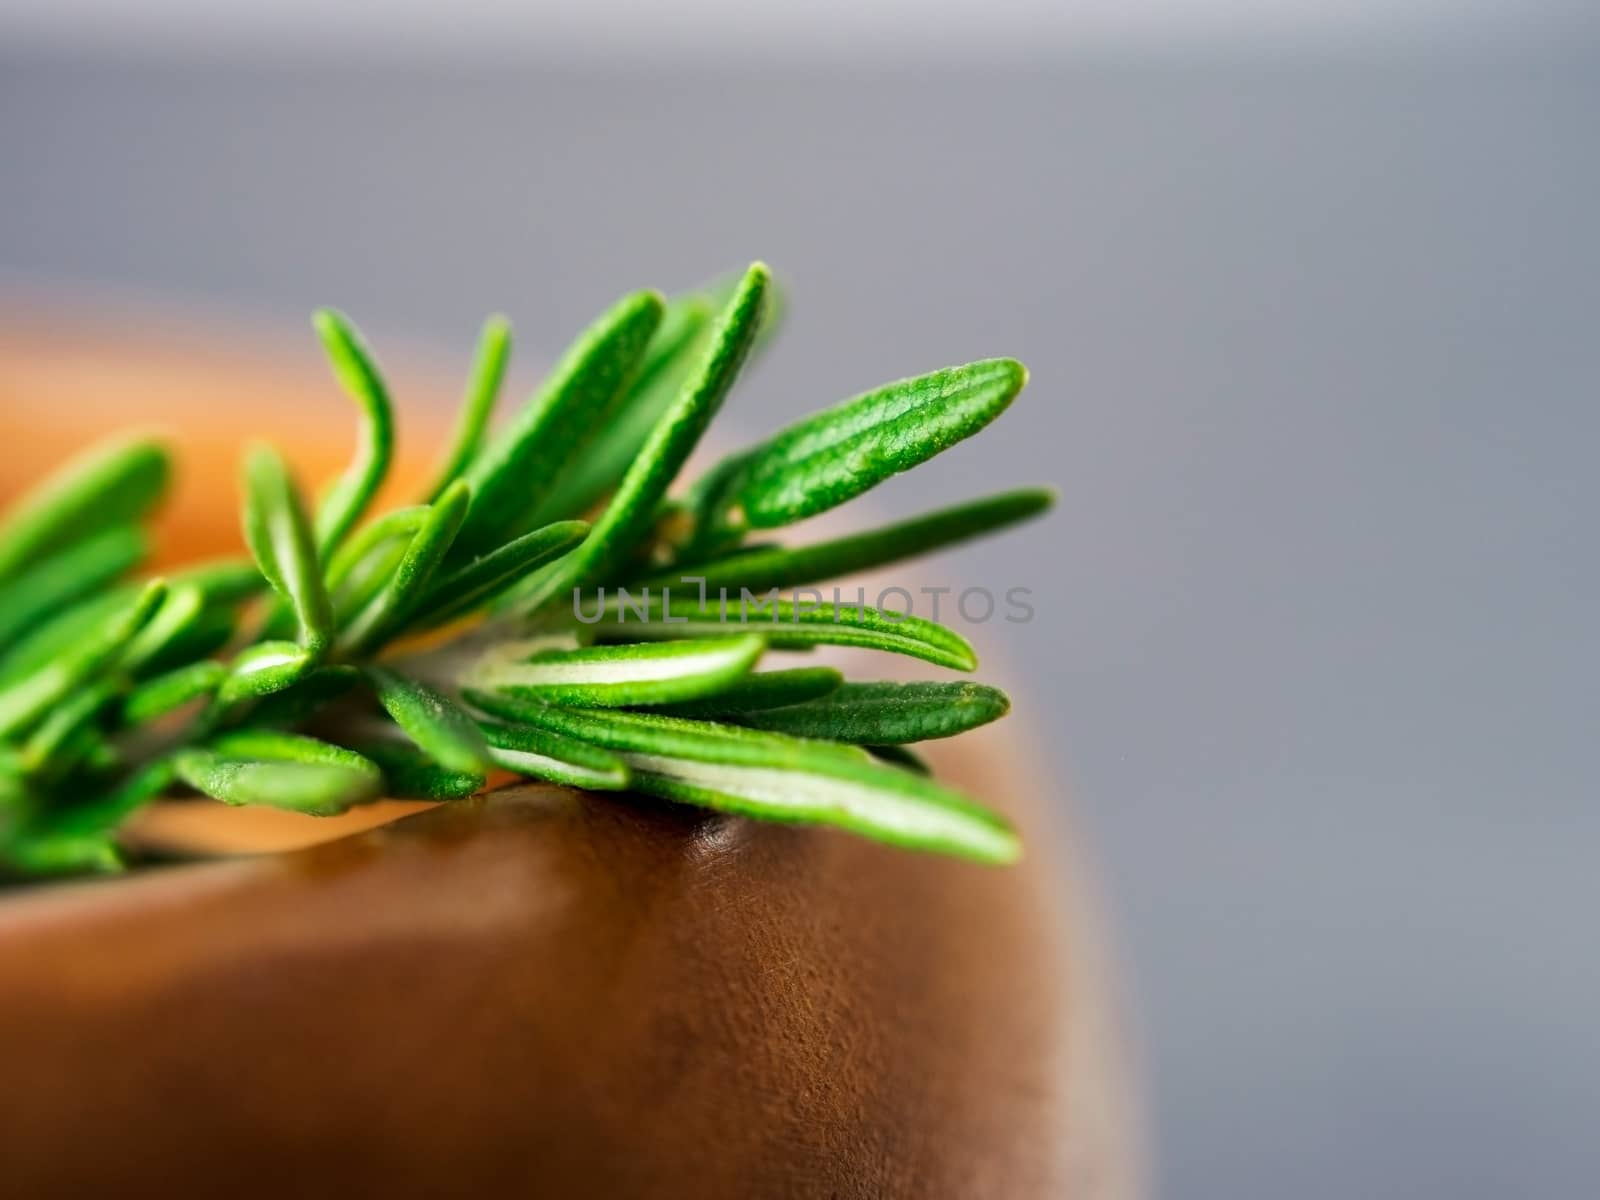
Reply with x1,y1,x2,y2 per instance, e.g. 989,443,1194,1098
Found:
2,2,1597,1195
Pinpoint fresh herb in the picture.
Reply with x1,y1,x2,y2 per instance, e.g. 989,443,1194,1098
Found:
0,263,1050,877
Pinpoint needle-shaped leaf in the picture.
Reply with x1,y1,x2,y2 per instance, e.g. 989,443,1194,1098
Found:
338,480,470,655
453,290,664,559
526,295,711,523
365,665,490,775
242,444,333,655
0,435,169,585
218,640,315,704
0,525,147,651
310,309,396,555
698,358,1027,537
322,506,427,629
121,583,206,673
651,666,843,717
475,720,631,791
0,828,121,877
122,660,227,724
469,634,767,709
0,579,166,740
174,750,380,816
0,591,126,689
647,487,1054,595
352,739,485,801
589,593,977,671
460,698,1018,864
179,730,384,815
0,572,229,684
134,604,236,679
731,681,1010,743
407,519,590,630
20,681,114,776
700,266,786,358
423,314,511,503
511,264,769,613
325,507,428,593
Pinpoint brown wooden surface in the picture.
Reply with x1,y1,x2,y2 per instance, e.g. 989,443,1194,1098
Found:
0,301,1139,1198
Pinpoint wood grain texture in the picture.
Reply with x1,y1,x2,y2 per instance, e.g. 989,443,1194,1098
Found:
0,298,1139,1197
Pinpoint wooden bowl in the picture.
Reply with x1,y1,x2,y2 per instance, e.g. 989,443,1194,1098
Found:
0,299,1140,1197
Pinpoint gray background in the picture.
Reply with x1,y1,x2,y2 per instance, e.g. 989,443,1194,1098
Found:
3,8,1597,1196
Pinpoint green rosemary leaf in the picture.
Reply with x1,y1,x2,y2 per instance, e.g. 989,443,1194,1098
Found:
460,700,1019,864
0,525,147,652
866,744,932,774
0,579,166,740
700,358,1027,537
128,563,255,659
2,574,224,683
651,666,844,717
407,519,590,630
204,727,384,774
364,665,490,775
1,828,121,876
526,295,712,523
121,660,227,724
453,290,664,558
121,583,206,674
338,479,470,655
310,308,396,555
132,603,235,679
20,681,115,776
701,266,786,357
350,738,484,801
423,314,511,503
588,593,977,671
0,755,28,812
218,640,315,704
469,634,767,709
324,507,427,628
242,444,333,655
0,591,124,690
476,719,631,791
626,758,1016,864
0,434,169,585
325,507,427,592
512,263,770,613
646,487,1054,595
731,681,1010,743
174,748,380,816
182,729,384,815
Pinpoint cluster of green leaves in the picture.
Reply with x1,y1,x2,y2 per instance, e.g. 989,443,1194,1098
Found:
0,263,1051,877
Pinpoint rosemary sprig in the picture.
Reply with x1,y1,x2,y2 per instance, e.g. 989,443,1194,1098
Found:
0,262,1051,878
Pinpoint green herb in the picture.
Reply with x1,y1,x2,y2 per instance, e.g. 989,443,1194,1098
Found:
726,681,1010,743
242,444,333,655
453,290,663,559
468,634,768,709
423,314,511,504
0,261,1050,878
0,435,169,585
364,666,490,776
586,593,978,671
310,309,396,555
